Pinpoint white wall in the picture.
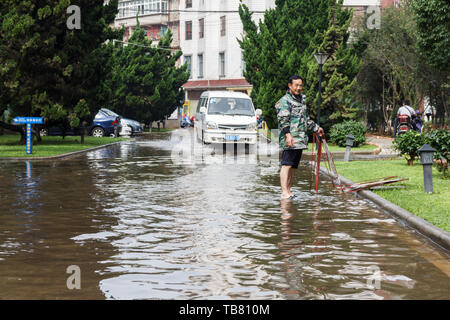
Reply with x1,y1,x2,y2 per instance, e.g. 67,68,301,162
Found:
180,0,275,81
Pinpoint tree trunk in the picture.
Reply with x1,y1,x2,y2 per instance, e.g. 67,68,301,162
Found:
32,125,42,143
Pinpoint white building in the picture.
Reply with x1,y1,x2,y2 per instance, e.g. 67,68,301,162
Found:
179,0,275,113
114,0,180,48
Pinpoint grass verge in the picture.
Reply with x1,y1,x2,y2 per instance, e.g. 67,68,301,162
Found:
146,128,174,133
334,159,450,232
0,135,128,158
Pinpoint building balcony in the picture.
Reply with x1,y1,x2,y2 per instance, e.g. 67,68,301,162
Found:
116,0,169,20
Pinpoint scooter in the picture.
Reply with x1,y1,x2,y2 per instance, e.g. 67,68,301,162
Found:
180,115,195,128
395,112,422,138
396,114,412,136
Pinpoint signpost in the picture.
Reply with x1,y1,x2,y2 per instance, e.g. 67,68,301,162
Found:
12,117,43,155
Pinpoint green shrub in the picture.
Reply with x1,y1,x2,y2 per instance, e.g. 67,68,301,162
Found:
393,130,428,165
329,120,367,147
425,129,449,178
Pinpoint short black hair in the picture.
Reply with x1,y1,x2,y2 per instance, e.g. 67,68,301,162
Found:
288,75,303,84
403,99,410,105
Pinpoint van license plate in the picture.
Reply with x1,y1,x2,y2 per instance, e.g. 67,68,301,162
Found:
225,135,240,141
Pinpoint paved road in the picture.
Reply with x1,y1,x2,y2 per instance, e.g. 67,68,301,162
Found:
366,135,399,156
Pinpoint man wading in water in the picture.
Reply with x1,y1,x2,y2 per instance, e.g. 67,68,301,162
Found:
276,75,325,200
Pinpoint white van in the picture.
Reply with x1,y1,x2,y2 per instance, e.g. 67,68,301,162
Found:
194,91,262,145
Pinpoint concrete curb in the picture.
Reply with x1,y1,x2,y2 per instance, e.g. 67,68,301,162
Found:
0,140,127,161
318,165,450,252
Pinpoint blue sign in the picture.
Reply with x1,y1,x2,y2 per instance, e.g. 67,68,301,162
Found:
12,116,43,155
13,117,43,124
26,124,32,154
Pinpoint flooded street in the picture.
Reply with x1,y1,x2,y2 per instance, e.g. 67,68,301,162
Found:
0,130,449,299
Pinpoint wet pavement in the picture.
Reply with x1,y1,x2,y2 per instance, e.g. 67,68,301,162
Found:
0,129,449,299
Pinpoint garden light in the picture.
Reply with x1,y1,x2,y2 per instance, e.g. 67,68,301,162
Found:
344,134,355,162
313,52,329,127
418,144,436,194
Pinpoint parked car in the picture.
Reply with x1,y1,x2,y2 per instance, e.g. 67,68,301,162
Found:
90,108,122,137
194,91,262,145
120,117,144,136
91,108,143,137
39,120,83,137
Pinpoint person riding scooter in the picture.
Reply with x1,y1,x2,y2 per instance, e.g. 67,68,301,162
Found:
394,100,415,138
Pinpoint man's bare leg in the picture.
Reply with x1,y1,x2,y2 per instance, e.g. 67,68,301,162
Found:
287,167,296,196
280,165,293,199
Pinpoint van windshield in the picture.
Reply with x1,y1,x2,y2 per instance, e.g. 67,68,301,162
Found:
207,98,254,116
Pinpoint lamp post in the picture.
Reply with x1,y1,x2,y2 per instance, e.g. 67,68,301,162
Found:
418,144,436,194
314,53,329,127
344,134,355,162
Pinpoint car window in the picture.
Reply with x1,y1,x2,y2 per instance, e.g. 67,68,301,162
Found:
101,109,119,117
95,111,107,119
197,97,207,112
197,98,203,113
207,98,254,116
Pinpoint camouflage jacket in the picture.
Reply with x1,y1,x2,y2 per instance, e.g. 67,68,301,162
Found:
275,90,319,150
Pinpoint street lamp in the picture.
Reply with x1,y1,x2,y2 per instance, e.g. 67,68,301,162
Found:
344,134,355,162
314,53,329,128
418,144,436,194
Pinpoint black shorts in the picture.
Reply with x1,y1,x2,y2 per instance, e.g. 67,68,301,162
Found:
281,149,303,169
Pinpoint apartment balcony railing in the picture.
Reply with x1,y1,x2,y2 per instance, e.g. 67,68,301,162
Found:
117,0,168,19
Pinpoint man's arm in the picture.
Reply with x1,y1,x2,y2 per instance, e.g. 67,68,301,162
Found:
276,99,293,146
276,99,291,133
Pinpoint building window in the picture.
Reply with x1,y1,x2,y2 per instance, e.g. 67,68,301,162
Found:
186,0,192,8
159,25,167,37
185,55,192,78
220,16,226,36
185,21,192,40
219,52,225,77
198,54,204,78
199,18,204,39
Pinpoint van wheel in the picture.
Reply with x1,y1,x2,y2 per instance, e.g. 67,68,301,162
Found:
245,143,250,154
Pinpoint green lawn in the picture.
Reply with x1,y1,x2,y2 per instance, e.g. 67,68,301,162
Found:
0,135,128,158
148,128,174,132
334,159,450,232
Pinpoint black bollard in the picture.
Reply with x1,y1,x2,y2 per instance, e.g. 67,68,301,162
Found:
418,144,436,194
344,134,355,162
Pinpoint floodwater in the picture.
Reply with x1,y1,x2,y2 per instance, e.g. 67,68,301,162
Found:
0,129,449,299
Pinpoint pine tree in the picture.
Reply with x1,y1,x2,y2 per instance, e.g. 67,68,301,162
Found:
109,21,189,125
0,0,121,140
238,0,357,129
305,0,360,131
